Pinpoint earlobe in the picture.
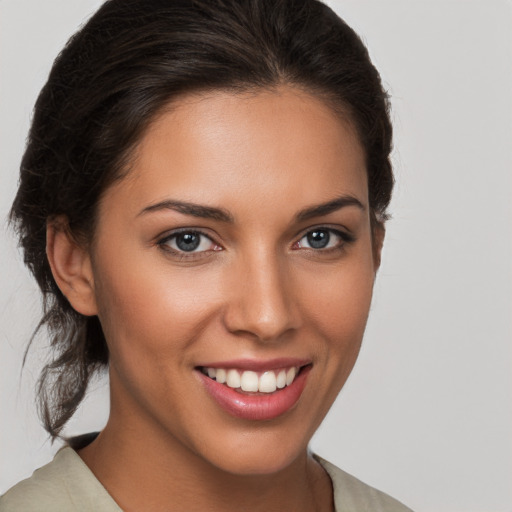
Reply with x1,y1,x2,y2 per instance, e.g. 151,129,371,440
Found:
46,217,98,316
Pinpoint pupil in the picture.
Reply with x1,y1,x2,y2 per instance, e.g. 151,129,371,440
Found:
176,232,200,251
307,230,329,249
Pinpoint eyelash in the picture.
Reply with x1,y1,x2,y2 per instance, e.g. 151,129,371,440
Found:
293,228,355,253
157,228,221,260
157,226,355,260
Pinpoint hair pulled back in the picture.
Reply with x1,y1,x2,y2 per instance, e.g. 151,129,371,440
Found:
10,0,393,437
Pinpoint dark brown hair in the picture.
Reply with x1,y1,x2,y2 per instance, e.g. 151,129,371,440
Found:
10,0,393,437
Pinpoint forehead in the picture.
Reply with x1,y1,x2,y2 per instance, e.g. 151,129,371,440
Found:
102,86,368,220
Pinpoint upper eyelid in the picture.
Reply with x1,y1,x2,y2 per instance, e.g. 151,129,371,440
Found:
294,224,353,240
157,227,218,244
298,228,346,242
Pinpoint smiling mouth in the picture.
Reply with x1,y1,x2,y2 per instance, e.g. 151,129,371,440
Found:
198,365,308,394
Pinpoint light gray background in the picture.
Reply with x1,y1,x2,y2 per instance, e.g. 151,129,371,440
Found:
1,1,511,511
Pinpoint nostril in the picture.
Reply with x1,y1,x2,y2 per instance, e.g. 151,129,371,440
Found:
222,303,300,343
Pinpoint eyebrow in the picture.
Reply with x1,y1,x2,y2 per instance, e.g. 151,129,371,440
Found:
138,200,234,222
138,194,364,223
295,195,365,221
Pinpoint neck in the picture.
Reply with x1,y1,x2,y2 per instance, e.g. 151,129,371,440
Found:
78,415,333,512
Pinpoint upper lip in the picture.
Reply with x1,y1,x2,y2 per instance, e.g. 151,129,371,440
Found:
196,357,311,372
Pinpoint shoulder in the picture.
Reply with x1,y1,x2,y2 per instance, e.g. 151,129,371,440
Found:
0,448,75,512
315,455,414,512
0,447,121,512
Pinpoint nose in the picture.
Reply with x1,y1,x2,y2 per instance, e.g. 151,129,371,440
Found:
222,252,301,342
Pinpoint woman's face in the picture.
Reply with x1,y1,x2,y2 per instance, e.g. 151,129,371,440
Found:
88,86,380,474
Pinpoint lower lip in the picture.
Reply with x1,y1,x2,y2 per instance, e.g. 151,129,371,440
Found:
198,366,311,421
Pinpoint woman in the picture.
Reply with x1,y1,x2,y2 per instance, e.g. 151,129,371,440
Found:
1,0,413,510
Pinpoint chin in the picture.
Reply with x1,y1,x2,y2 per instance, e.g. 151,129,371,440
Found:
209,446,306,477
187,419,313,477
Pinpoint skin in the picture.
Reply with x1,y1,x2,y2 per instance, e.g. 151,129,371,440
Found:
47,85,383,512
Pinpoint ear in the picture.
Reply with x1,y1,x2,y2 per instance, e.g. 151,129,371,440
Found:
372,221,385,272
46,217,98,316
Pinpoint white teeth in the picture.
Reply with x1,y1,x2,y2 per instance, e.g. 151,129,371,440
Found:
240,371,259,392
286,367,297,386
276,369,286,389
226,369,241,388
259,371,277,393
216,368,227,384
203,366,301,393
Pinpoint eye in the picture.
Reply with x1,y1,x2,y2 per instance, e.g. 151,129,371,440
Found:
294,228,350,250
159,230,221,254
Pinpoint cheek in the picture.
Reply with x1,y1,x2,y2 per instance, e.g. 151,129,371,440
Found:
91,250,222,366
306,254,375,342
91,255,225,428
300,243,376,393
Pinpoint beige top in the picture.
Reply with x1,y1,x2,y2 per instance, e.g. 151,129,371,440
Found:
0,447,413,511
